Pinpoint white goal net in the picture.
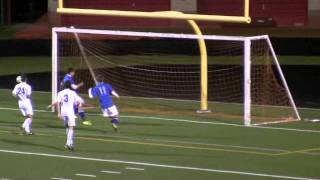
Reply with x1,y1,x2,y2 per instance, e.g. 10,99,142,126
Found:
52,27,300,126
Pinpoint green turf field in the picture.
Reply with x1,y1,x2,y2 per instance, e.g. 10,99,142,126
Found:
0,89,320,180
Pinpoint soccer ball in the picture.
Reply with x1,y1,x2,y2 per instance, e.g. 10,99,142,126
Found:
16,76,22,83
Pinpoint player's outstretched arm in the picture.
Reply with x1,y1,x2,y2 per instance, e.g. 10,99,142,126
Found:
88,88,94,99
111,91,120,98
57,102,62,120
71,82,84,90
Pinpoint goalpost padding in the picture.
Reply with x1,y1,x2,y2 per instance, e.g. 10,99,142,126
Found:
52,27,301,126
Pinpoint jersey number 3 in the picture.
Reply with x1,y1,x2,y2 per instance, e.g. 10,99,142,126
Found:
63,95,69,102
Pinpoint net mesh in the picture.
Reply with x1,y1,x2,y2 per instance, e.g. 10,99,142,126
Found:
56,29,299,125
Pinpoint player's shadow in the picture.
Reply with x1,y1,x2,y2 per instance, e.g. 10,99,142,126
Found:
0,138,62,151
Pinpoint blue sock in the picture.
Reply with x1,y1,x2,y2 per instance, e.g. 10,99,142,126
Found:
111,118,119,125
79,111,86,121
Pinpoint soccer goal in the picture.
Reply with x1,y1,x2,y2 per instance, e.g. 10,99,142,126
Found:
52,27,301,126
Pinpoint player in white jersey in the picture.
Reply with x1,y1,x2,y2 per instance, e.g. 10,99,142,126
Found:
56,81,83,151
12,74,34,135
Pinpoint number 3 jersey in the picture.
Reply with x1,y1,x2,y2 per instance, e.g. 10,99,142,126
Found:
57,88,83,117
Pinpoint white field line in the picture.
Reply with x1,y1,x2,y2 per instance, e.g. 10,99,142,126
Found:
0,149,318,180
0,128,318,156
100,170,121,174
4,88,320,111
1,106,320,134
125,167,145,171
1,88,320,111
75,174,96,178
51,178,72,180
0,178,13,180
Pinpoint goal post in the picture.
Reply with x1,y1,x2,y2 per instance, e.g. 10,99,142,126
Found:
52,27,301,126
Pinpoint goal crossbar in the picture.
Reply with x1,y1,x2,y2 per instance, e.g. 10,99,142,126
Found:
53,27,264,42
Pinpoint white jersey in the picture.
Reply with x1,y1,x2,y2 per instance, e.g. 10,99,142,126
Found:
12,82,33,116
57,89,83,117
12,82,32,103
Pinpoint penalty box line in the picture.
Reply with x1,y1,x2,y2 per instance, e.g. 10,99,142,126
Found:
0,129,277,156
0,149,319,180
1,129,319,156
1,106,320,134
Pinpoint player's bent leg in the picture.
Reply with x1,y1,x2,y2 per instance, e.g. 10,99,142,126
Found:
24,114,34,135
107,106,120,132
20,104,34,135
74,106,92,126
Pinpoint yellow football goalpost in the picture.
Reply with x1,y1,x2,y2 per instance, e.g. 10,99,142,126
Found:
56,0,251,112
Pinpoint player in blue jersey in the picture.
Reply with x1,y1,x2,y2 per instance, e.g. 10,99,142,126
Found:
62,68,92,126
88,75,120,132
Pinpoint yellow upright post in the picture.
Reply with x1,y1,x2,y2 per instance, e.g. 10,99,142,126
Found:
58,0,63,9
244,0,250,20
159,11,210,112
187,20,210,112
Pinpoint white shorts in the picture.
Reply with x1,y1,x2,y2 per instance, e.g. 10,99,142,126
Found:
18,100,33,116
63,115,76,127
102,105,119,117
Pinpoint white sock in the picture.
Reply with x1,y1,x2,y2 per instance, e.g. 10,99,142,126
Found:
27,118,32,132
67,128,74,146
22,118,28,129
24,118,31,133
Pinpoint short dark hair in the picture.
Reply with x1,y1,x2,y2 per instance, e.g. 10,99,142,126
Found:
96,75,104,82
64,81,71,89
20,74,27,82
67,68,75,74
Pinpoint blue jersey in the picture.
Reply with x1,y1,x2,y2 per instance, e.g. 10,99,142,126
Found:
91,83,115,108
63,74,75,85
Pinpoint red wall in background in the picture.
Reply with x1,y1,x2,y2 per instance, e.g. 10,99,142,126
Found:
198,0,308,27
62,0,171,28
62,0,308,28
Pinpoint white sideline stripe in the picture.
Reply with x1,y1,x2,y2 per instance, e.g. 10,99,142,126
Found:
0,178,13,180
51,178,72,180
75,174,96,178
100,170,121,174
0,149,318,180
1,106,320,133
125,167,145,171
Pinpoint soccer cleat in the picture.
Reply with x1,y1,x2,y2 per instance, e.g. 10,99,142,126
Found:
65,145,74,151
82,120,92,126
25,132,34,135
111,123,118,132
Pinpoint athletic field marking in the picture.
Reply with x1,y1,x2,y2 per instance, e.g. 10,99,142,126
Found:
0,129,276,156
75,174,96,178
51,178,72,180
0,149,318,180
100,170,121,174
108,134,287,153
1,106,320,134
125,167,145,171
1,128,319,157
0,178,13,180
78,136,275,156
275,147,320,156
9,89,320,112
